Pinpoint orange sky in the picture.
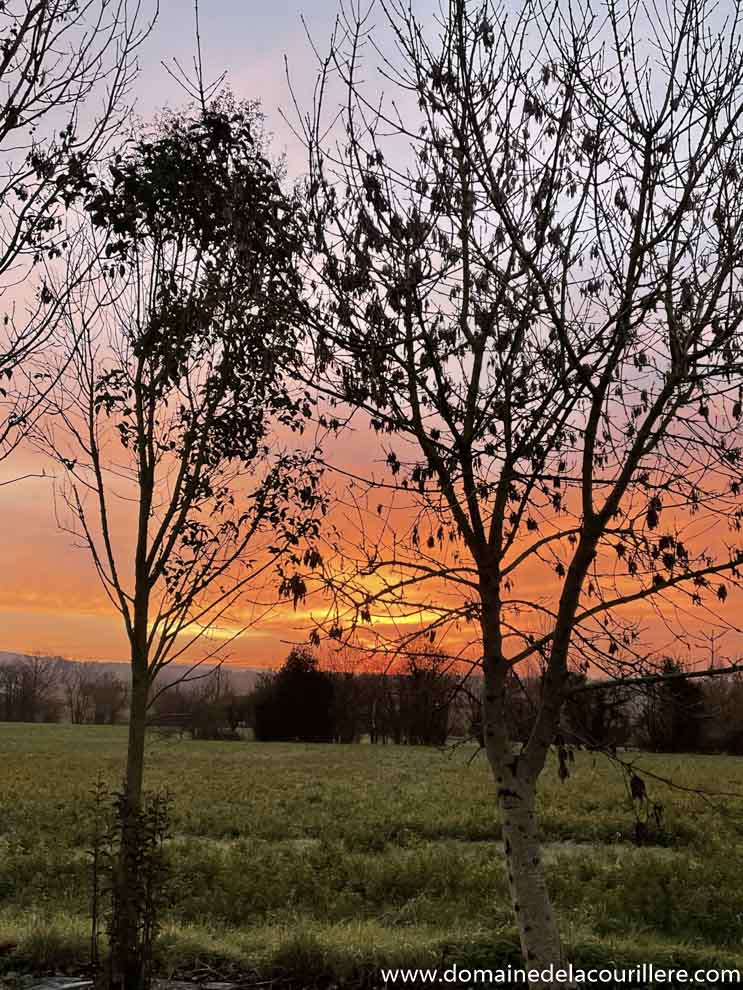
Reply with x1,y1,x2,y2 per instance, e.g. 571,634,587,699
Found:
0,413,735,670
0,439,318,666
0,417,407,667
0,455,715,674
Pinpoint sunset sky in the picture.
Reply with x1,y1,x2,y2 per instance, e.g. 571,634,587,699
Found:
0,0,732,670
0,0,357,666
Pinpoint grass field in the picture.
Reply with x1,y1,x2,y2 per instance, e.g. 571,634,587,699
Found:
2,724,743,983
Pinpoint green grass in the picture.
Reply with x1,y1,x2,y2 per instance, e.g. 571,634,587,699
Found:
2,724,743,982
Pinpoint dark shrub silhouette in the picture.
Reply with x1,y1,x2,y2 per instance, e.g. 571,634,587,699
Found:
254,648,335,742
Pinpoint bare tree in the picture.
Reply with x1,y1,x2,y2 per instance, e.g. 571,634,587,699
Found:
0,651,61,720
303,0,743,981
39,93,323,990
172,667,243,740
393,646,457,745
62,662,129,723
91,669,129,723
0,0,154,472
61,659,98,723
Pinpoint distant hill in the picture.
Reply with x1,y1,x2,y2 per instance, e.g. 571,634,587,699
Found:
0,651,266,695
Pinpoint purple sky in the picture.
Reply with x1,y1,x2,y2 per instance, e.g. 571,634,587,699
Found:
134,1,342,173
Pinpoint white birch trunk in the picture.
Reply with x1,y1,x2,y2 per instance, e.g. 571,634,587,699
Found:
498,776,564,990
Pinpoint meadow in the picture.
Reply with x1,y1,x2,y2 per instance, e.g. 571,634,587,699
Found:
2,724,743,984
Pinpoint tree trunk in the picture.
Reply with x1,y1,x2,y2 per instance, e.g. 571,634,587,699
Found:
480,604,564,987
496,767,564,990
108,667,148,990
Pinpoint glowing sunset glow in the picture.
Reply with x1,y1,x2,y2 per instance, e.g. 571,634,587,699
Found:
0,427,737,666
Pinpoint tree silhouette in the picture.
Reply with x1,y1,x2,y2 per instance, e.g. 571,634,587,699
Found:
254,647,335,742
0,0,153,473
302,0,743,980
638,657,706,752
41,93,323,990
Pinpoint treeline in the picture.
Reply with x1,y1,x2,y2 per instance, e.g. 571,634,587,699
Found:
148,666,250,741
7,650,743,755
150,648,457,746
500,658,743,756
253,648,454,745
154,651,743,755
0,655,128,725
